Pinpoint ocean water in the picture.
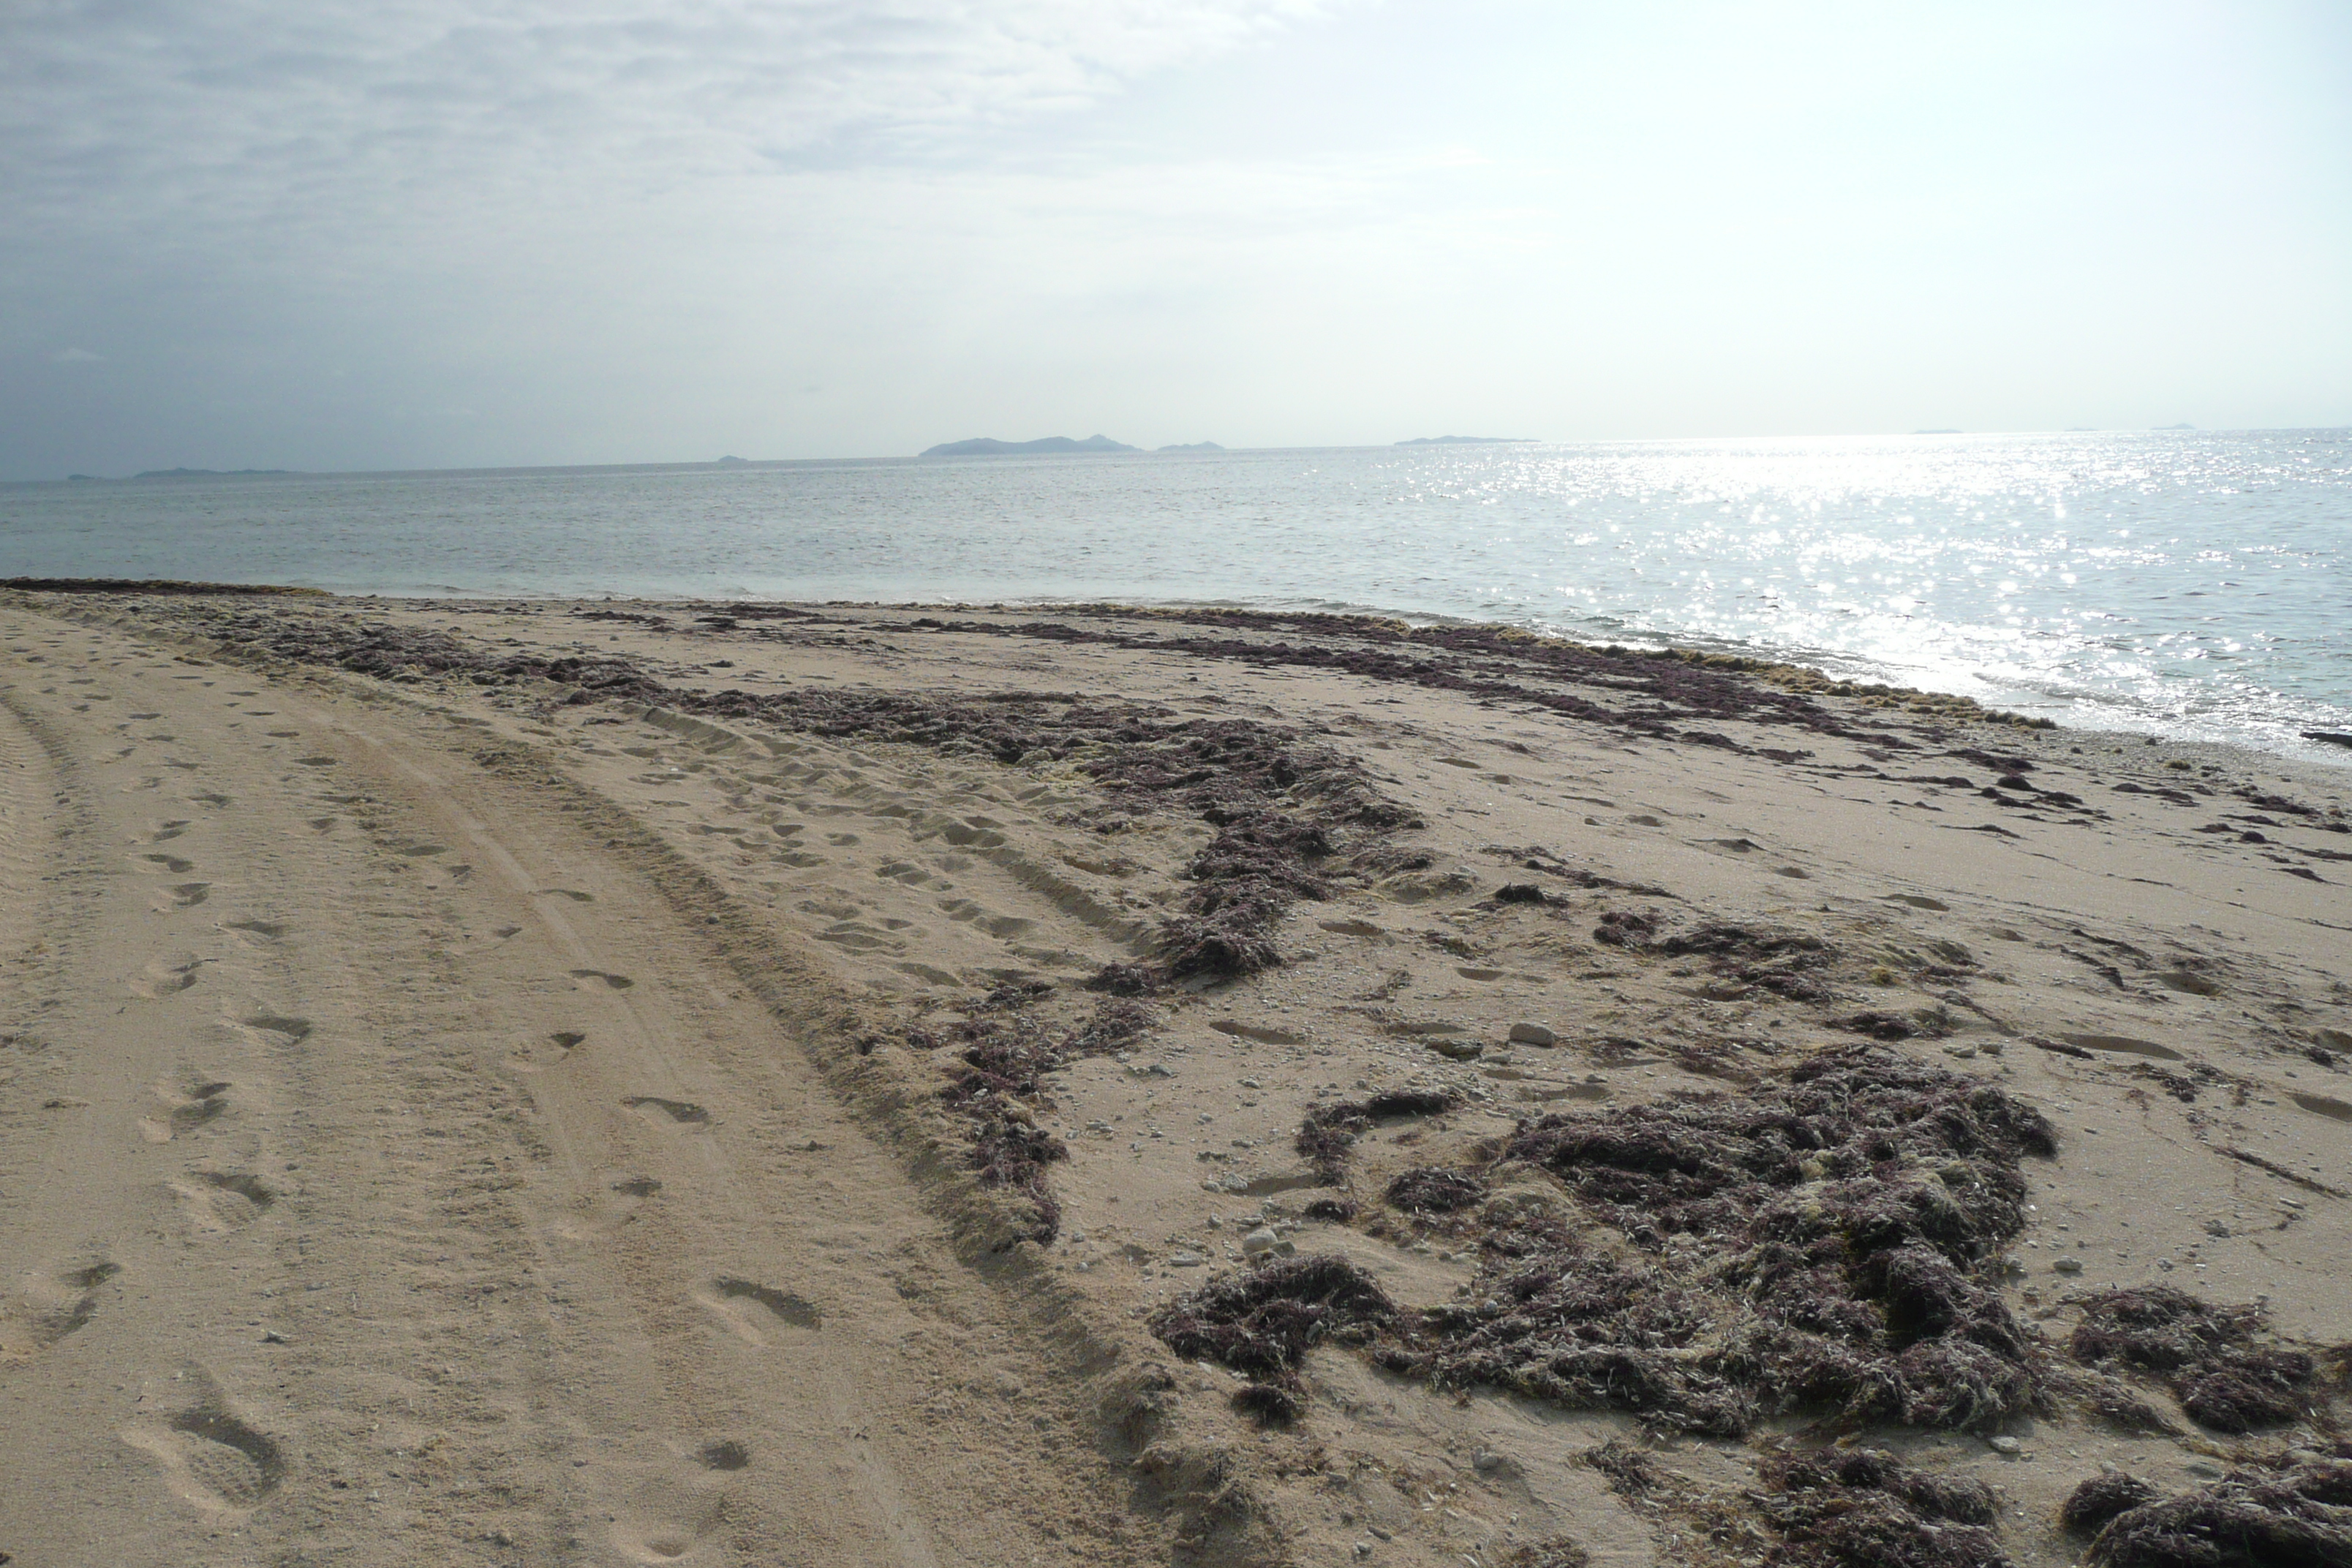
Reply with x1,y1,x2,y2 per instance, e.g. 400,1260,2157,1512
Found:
4,429,2348,761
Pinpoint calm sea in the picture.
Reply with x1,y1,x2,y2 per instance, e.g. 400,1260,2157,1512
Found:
4,430,2348,761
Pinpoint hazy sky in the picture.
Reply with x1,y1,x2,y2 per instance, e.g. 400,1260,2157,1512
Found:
4,1,2348,478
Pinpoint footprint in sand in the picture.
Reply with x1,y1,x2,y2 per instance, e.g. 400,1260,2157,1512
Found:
306,817,336,833
610,1477,728,1564
2056,1033,2185,1061
700,1275,821,1343
570,968,636,990
139,1080,232,1143
696,1440,750,1471
293,755,336,767
540,888,596,902
2156,970,2222,996
622,1096,710,1126
132,956,205,998
236,1014,313,1046
1319,919,1387,938
189,791,230,808
508,1030,587,1074
1210,1019,1308,1045
0,1259,119,1364
150,820,192,842
1885,893,1949,911
141,852,197,875
224,919,287,942
151,882,211,912
171,1170,278,1232
124,1378,286,1512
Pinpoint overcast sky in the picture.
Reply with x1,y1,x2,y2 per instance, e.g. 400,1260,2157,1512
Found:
4,1,2348,479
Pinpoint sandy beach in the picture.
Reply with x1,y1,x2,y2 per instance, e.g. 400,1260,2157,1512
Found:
1,584,2346,1568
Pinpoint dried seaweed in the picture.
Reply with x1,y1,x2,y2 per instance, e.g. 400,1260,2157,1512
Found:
926,608,2056,744
1150,1255,1398,1411
1763,1447,1999,1528
2086,1460,2352,1568
2062,1473,2165,1534
1594,911,1660,947
1229,1382,1303,1427
2059,1371,2184,1435
1585,1440,2010,1568
1295,1090,1461,1184
1501,1542,1591,1568
1595,914,1839,1000
1384,1167,1489,1215
1835,1011,1951,1042
2069,1288,2323,1434
1655,925,1825,962
927,989,1157,1241
1756,1447,2009,1568
1384,1047,2056,1435
1583,1439,1665,1496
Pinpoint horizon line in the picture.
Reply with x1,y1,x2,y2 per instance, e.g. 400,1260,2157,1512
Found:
22,423,2352,485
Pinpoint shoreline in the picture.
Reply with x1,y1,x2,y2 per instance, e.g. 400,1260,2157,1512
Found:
2,583,2348,1565
12,576,2351,773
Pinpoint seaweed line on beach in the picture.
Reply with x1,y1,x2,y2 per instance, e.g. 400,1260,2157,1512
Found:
900,608,2061,748
162,608,1438,1240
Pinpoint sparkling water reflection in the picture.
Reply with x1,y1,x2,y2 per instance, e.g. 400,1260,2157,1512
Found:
4,429,2346,759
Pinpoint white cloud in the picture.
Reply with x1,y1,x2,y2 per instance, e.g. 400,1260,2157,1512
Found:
1,1,1331,217
0,0,1346,355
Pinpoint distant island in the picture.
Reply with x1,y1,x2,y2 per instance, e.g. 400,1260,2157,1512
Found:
713,455,753,466
1394,435,1536,446
1157,441,1224,452
919,434,1138,457
2155,423,2196,431
132,467,296,479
